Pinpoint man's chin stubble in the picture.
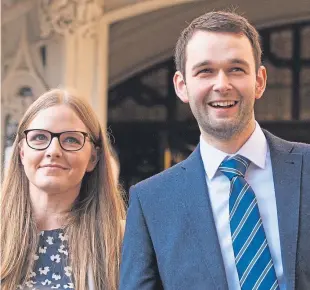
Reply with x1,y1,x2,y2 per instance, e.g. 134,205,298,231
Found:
200,119,249,141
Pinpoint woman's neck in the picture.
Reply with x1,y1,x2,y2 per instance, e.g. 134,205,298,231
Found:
29,185,79,231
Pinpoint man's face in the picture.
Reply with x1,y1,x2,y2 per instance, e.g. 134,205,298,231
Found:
174,30,266,142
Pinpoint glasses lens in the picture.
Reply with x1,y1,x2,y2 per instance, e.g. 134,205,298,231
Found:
60,132,85,151
26,130,51,150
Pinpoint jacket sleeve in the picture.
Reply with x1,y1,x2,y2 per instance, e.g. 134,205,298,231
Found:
119,186,163,290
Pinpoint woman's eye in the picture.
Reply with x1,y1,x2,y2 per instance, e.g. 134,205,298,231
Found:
64,137,81,144
32,134,48,141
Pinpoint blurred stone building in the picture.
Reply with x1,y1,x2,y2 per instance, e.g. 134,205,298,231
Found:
2,0,310,189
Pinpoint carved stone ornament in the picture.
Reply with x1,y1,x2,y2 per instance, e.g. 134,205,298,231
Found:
39,0,104,37
2,19,47,139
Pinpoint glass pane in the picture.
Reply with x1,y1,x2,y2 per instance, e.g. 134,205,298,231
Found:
176,101,194,122
301,26,310,58
255,61,291,120
270,30,292,59
108,98,167,122
300,68,310,120
141,67,169,98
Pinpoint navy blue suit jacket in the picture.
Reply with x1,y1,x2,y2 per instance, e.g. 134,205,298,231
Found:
120,131,310,290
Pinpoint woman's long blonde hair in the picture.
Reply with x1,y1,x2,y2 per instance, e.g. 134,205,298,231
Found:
1,89,125,290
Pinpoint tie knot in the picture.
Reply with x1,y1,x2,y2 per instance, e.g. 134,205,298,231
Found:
219,154,251,180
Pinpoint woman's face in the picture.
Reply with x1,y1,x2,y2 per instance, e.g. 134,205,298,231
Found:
19,105,97,195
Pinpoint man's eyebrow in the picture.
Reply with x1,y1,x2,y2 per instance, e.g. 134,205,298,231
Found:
191,60,212,71
191,59,250,72
229,58,250,67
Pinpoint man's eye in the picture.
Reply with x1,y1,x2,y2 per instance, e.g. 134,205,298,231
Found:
231,67,245,72
196,68,214,76
199,68,213,74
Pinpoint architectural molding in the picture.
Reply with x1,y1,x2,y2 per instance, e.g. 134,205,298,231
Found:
1,0,35,25
2,16,48,125
103,0,195,24
255,12,310,29
95,19,110,129
2,18,48,103
109,48,173,87
38,0,105,37
1,16,48,163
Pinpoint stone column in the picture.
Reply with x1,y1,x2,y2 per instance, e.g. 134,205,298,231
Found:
39,0,108,128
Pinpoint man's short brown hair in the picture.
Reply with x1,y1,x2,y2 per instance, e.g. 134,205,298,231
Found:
174,11,262,77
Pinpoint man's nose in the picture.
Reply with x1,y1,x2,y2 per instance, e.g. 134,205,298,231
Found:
212,71,232,94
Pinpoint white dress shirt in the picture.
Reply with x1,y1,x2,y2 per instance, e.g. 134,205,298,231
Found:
200,122,285,290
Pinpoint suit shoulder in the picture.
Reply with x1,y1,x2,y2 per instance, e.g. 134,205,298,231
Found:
265,129,310,155
130,161,186,196
291,141,310,155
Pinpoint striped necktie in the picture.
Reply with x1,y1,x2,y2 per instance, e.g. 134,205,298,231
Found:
219,155,279,290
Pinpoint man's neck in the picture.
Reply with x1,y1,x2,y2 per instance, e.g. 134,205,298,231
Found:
201,122,256,154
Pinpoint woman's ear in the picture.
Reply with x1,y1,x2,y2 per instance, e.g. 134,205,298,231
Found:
86,147,100,172
19,142,25,165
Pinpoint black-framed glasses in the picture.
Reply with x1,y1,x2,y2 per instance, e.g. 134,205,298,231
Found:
24,129,95,151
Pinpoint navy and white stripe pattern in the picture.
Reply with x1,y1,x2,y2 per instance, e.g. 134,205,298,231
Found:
219,155,279,290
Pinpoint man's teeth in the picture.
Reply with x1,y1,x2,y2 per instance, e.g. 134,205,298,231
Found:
210,101,236,107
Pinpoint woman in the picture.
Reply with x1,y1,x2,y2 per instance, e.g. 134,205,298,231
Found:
1,89,125,290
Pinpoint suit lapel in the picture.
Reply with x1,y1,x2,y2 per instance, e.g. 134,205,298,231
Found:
179,131,302,289
181,132,302,290
181,146,229,290
265,131,302,290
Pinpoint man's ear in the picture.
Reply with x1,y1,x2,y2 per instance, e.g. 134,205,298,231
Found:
255,65,267,100
86,147,100,172
173,71,189,103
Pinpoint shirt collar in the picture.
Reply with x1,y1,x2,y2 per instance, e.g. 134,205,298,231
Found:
200,122,268,180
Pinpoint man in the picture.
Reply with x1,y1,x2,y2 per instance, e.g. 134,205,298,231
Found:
120,11,310,290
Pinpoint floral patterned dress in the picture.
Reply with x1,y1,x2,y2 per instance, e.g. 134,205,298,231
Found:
17,229,74,289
